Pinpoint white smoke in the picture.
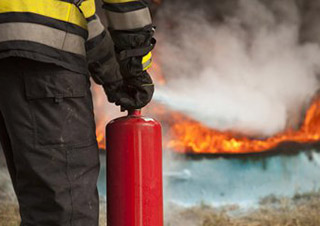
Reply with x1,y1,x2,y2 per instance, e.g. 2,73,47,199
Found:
153,0,320,137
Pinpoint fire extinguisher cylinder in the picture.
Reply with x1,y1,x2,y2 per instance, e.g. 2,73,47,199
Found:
106,110,163,226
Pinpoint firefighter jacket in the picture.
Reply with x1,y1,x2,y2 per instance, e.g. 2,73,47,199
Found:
0,0,153,75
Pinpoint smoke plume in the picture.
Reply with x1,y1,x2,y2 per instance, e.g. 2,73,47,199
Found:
154,0,320,137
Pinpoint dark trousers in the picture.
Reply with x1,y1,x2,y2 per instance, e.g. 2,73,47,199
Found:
0,58,100,226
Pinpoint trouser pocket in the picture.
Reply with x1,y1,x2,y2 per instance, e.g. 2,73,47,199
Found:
24,68,96,147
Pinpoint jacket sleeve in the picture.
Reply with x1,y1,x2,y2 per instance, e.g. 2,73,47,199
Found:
101,0,152,31
100,0,155,75
86,14,123,85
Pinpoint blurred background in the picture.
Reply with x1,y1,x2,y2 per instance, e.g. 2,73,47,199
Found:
2,0,320,225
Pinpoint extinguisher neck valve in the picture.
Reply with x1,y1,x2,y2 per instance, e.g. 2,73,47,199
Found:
128,109,142,116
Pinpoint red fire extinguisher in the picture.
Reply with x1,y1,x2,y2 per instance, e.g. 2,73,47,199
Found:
106,109,163,226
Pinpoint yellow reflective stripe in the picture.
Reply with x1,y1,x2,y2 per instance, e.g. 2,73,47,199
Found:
103,0,138,3
143,60,152,71
142,52,152,71
142,52,152,64
80,0,96,19
0,0,87,28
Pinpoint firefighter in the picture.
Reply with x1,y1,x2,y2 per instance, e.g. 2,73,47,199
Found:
0,0,155,225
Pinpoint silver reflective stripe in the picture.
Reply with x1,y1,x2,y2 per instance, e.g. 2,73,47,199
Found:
0,23,86,55
106,7,152,30
87,15,105,40
142,58,152,70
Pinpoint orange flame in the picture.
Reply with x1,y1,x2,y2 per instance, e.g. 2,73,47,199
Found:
96,126,106,150
167,98,320,154
93,57,320,154
92,83,110,150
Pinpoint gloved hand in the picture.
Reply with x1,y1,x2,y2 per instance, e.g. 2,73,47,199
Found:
107,25,156,110
102,72,154,110
87,18,156,110
118,72,154,110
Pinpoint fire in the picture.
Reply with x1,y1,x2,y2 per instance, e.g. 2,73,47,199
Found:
93,56,320,154
168,98,320,154
92,83,111,150
96,126,106,150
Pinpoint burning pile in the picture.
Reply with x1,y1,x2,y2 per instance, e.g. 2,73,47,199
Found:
94,82,320,155
167,97,320,154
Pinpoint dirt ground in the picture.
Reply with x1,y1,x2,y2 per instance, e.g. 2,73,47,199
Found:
165,191,320,226
1,150,319,226
1,191,320,226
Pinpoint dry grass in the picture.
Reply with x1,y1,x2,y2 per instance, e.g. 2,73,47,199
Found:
1,192,320,226
0,200,20,226
0,166,20,226
99,201,107,226
165,191,320,226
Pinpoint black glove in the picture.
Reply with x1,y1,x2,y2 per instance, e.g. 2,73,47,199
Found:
102,72,154,110
107,25,156,110
117,72,154,110
101,79,123,104
88,23,156,110
110,26,156,77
